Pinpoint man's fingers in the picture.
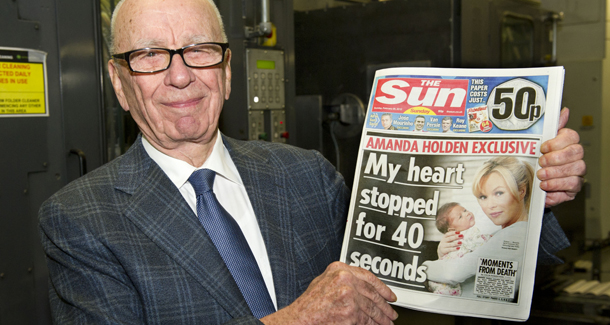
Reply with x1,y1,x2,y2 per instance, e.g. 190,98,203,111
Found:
539,143,584,169
265,262,399,325
341,264,398,322
327,263,398,323
535,108,586,208
538,159,586,181
355,283,397,325
349,264,397,303
540,172,583,208
540,127,580,155
540,175,584,193
557,107,569,130
545,191,578,207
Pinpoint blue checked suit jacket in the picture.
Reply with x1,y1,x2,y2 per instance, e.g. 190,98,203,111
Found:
39,134,568,324
39,135,349,324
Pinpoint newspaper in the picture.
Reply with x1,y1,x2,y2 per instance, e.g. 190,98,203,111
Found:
339,67,565,321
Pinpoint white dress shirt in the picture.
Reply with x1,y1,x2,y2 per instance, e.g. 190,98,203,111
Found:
141,132,277,309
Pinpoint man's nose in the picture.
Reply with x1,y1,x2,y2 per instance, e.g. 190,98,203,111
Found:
165,53,194,88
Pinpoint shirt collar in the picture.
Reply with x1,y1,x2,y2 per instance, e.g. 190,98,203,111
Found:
141,131,242,189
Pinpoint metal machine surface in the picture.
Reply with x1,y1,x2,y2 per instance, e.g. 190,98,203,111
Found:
0,0,105,323
294,0,557,186
217,0,295,144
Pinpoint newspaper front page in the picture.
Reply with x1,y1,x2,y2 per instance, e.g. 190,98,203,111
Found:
339,67,565,321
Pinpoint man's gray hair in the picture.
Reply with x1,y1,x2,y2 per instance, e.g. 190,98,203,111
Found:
109,0,228,54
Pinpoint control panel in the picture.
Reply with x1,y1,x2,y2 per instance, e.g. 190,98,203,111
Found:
246,48,288,142
247,109,288,143
270,110,287,143
248,110,266,141
246,48,285,110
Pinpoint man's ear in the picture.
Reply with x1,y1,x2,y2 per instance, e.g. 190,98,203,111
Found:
223,49,232,100
108,60,130,112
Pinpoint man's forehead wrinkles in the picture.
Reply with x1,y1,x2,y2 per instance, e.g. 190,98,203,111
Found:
127,35,215,51
130,39,168,49
119,10,217,51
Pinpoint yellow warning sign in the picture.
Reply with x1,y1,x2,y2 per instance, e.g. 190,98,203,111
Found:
0,48,48,117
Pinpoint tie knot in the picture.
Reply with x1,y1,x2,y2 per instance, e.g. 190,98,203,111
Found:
189,169,216,195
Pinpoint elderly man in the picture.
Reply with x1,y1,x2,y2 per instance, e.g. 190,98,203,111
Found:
39,0,585,324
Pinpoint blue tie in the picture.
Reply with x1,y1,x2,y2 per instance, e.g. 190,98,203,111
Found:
188,169,275,318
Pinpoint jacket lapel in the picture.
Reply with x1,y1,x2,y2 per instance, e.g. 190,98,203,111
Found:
115,137,251,319
223,136,298,309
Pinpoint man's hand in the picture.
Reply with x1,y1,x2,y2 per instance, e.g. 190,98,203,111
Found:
261,262,398,325
538,108,586,207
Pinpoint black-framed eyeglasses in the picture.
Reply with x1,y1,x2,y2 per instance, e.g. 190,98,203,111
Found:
112,42,229,73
